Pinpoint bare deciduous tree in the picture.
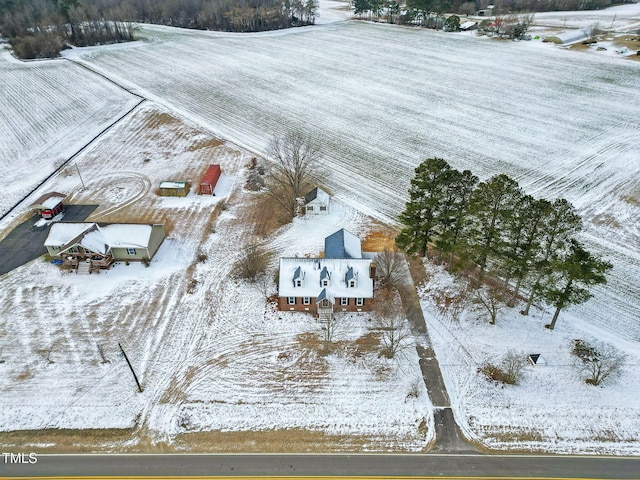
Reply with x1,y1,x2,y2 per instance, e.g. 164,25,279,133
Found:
234,244,272,282
572,339,625,386
585,22,600,43
472,283,508,325
264,131,320,219
376,247,404,287
254,271,275,298
319,314,340,353
373,287,412,359
502,350,527,385
479,350,526,385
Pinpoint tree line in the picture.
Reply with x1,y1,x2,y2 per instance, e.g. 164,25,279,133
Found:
0,0,317,59
352,0,618,26
396,158,612,329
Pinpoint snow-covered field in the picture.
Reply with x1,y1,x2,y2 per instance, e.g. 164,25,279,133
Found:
51,4,640,342
0,0,638,452
531,2,640,32
0,49,140,217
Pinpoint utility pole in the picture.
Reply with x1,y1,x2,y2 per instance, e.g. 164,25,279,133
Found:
609,14,616,34
76,164,86,190
119,343,143,393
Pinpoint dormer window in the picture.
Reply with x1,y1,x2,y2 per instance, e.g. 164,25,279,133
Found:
345,266,357,288
320,266,330,288
293,266,304,287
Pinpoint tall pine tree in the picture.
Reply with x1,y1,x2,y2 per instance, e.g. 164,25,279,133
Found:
523,198,582,315
464,174,523,277
542,239,612,330
396,158,452,256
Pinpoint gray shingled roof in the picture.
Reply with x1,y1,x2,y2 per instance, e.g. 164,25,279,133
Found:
324,229,362,259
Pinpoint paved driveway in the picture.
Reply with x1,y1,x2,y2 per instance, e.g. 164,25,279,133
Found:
0,205,98,276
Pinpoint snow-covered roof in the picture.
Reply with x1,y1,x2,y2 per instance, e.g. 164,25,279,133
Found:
45,223,154,253
304,187,330,205
546,29,588,44
279,257,374,299
45,223,94,246
160,181,188,189
460,21,477,30
30,191,66,210
324,229,362,259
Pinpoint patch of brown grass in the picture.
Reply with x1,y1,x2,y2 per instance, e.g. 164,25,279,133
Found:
143,111,181,129
621,194,640,206
613,35,640,50
405,254,428,287
590,213,621,228
569,42,590,51
362,223,399,252
0,428,137,453
173,428,401,453
296,332,323,350
244,192,289,238
485,427,544,443
353,331,381,356
187,138,223,151
15,368,33,381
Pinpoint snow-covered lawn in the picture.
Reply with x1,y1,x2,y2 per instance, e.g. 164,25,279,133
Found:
419,261,640,455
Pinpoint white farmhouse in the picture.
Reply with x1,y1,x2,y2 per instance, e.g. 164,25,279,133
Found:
304,187,330,215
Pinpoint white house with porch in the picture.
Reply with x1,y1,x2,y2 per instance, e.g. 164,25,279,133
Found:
45,222,165,274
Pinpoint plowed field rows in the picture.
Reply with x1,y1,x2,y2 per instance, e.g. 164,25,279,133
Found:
0,53,140,215
73,21,640,339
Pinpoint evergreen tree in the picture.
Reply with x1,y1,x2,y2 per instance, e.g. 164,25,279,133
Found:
464,174,523,277
396,157,452,256
433,168,477,271
352,0,372,17
523,198,582,315
501,196,552,304
542,239,612,330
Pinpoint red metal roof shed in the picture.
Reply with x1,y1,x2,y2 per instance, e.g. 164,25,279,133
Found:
199,164,221,195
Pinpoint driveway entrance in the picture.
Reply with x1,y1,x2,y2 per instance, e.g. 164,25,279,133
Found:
0,205,98,276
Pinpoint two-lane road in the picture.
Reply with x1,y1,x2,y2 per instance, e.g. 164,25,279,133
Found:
1,453,638,478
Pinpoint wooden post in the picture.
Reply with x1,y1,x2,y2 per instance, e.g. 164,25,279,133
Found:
119,343,143,393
